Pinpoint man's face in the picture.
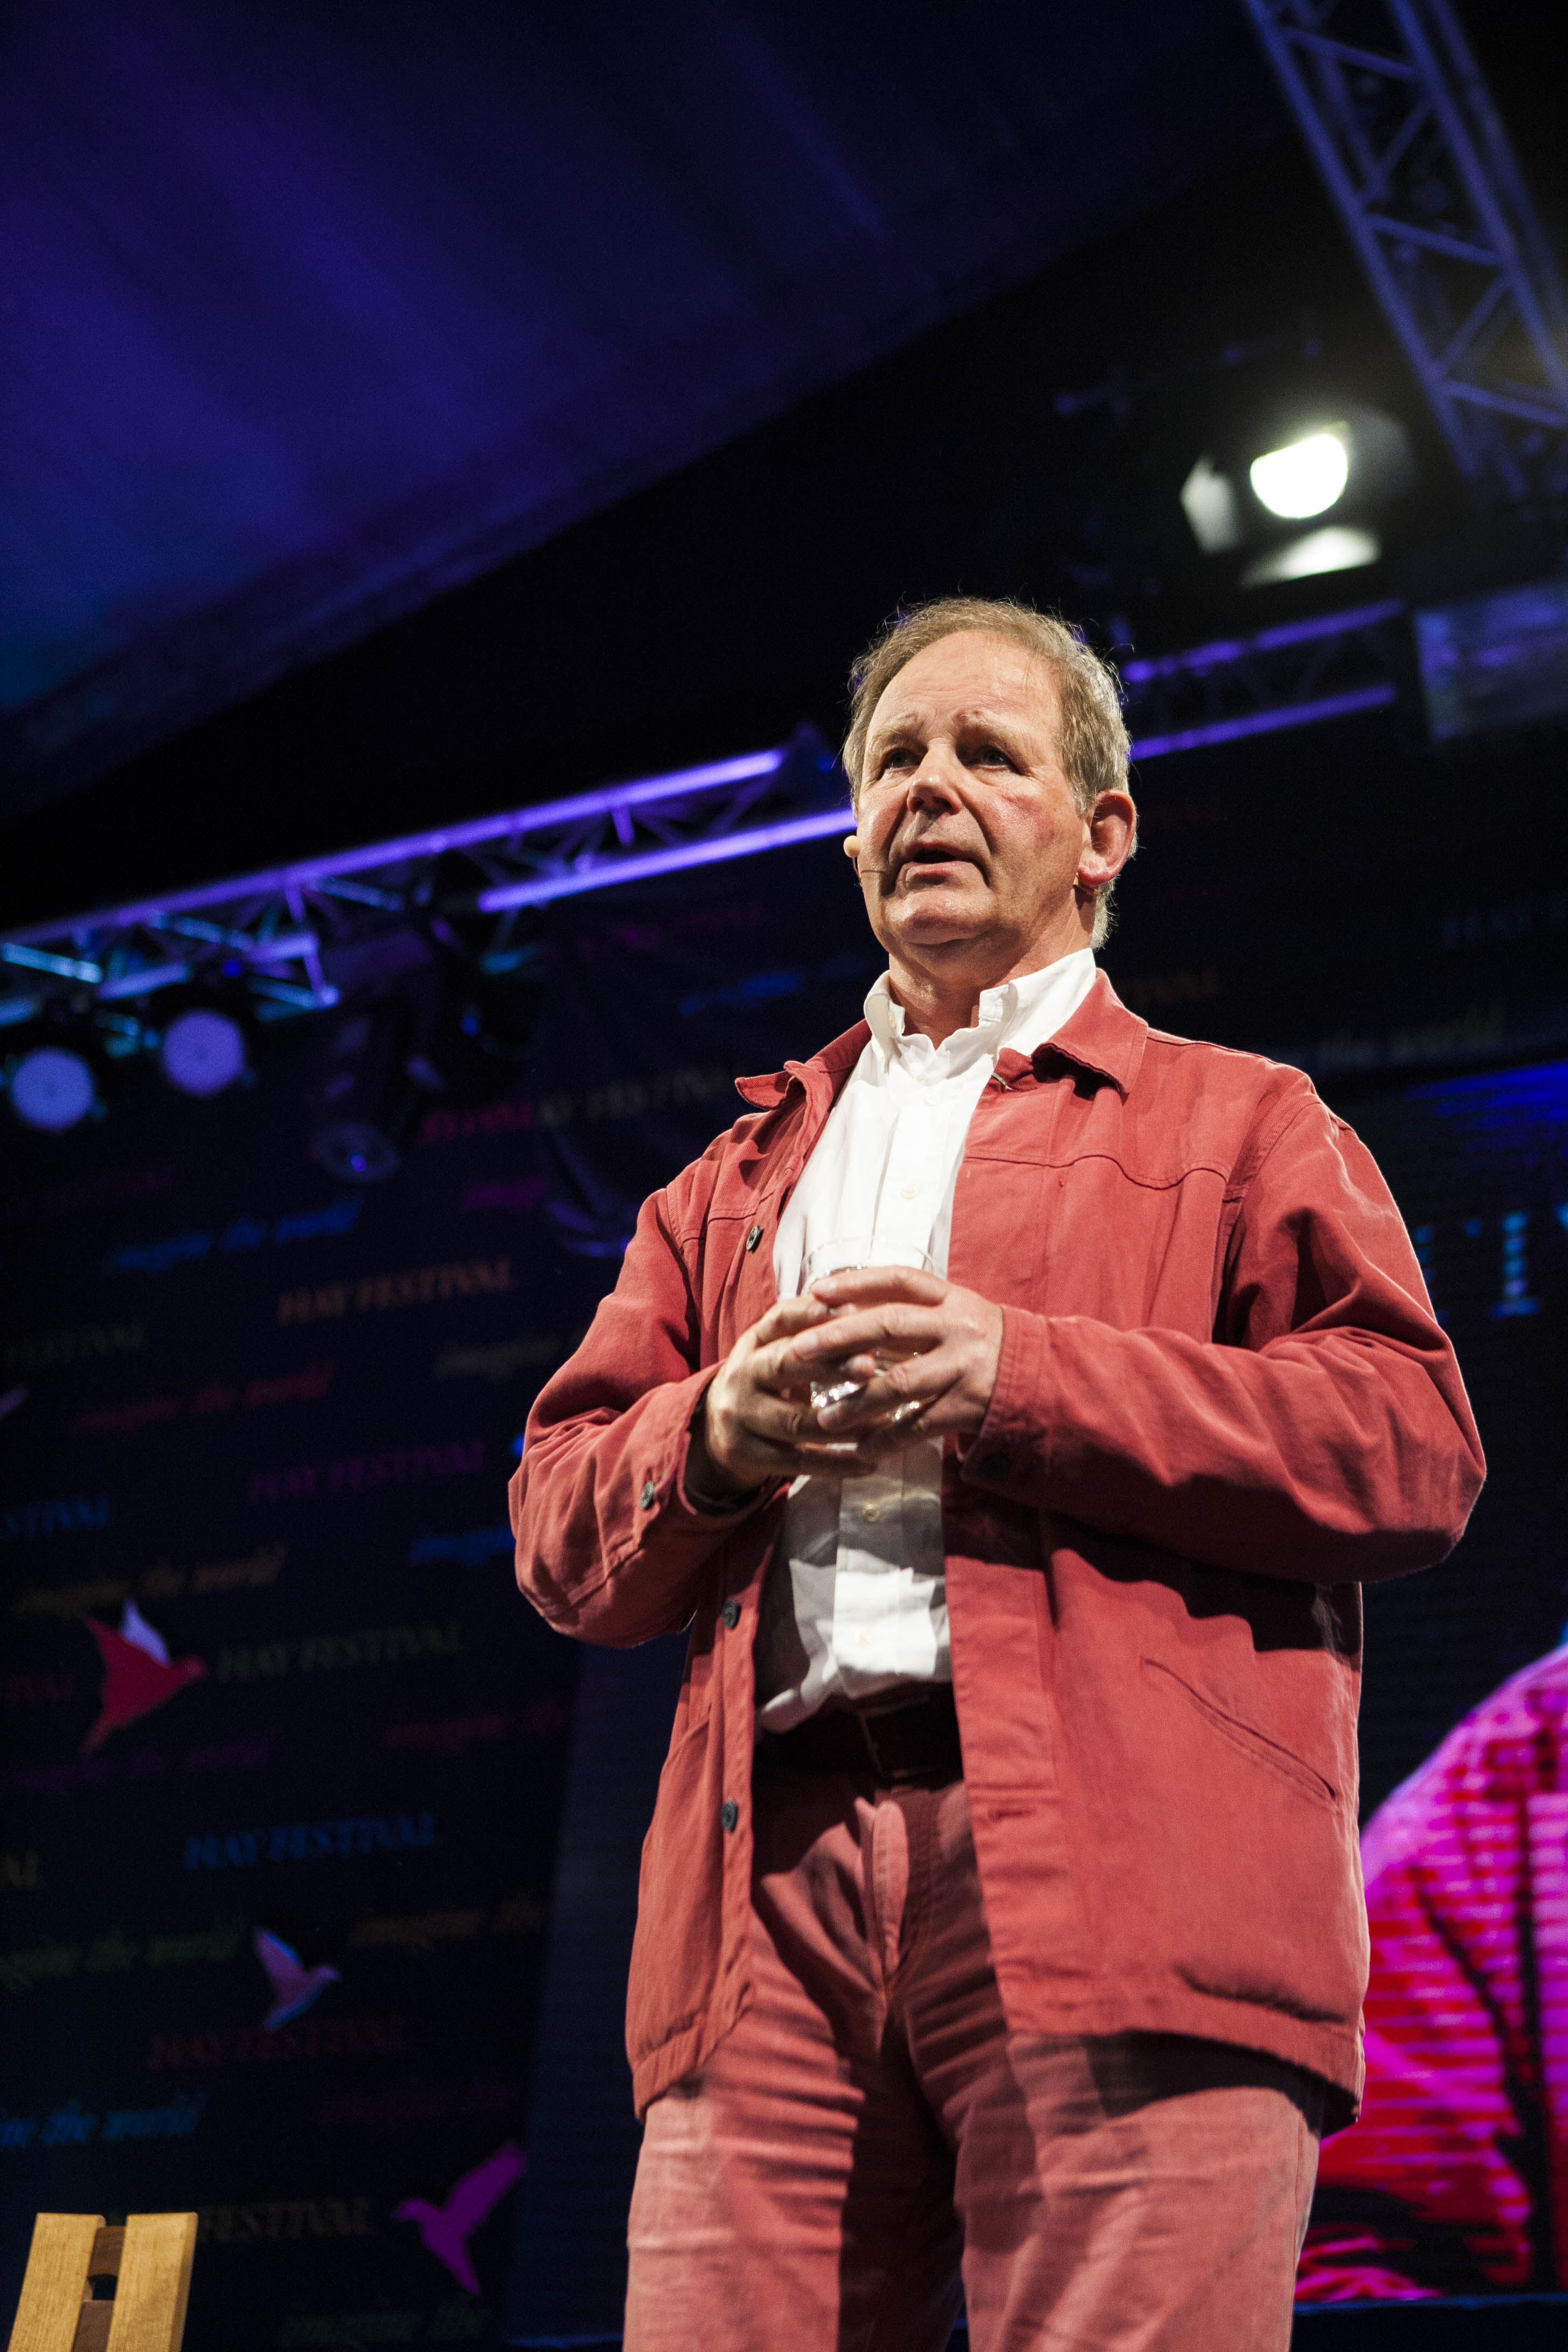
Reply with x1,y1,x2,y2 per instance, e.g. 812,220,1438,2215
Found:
850,630,1093,981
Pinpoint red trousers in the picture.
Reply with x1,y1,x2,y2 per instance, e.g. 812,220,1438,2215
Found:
625,1765,1322,2351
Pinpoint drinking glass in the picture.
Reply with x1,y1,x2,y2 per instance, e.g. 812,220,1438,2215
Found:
800,1234,934,1421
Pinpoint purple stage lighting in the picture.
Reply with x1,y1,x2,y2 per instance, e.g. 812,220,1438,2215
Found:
1,597,1411,992
10,1046,96,1132
160,1009,248,1098
1,940,102,984
475,804,851,914
1119,600,1403,683
1128,681,1397,761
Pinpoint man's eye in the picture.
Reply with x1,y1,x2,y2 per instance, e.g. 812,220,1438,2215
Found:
880,748,918,772
972,744,1012,766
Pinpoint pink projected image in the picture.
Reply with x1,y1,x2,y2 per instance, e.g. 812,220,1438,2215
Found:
1298,1644,1568,2301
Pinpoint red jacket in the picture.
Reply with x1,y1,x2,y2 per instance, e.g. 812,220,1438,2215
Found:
511,974,1484,2125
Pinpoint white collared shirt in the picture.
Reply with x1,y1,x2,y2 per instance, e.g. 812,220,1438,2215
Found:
754,948,1097,1730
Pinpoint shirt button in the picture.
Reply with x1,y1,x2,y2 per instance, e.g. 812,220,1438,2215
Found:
923,1089,939,1106
900,1183,919,1200
720,1599,740,1630
744,1225,763,1252
860,1503,881,1523
720,1799,739,1832
640,1478,657,1509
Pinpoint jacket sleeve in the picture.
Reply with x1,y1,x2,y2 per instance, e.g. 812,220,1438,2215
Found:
970,1087,1485,1583
509,1167,759,1646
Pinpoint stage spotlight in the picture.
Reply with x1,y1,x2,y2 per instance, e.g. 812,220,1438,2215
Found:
160,1008,248,1098
1241,525,1380,589
312,1118,402,1184
1179,456,1243,554
9,1046,97,1132
307,996,419,1183
1180,404,1413,580
1249,431,1349,520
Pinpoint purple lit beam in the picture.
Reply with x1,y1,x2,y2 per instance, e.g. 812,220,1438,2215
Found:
8,749,786,946
478,685,1399,909
477,806,853,912
1130,682,1397,760
2,939,103,982
97,960,191,1002
5,603,1406,951
1121,599,1403,684
485,688,1400,907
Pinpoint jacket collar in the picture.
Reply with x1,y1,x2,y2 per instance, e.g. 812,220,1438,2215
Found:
734,969,1146,1109
734,1019,869,1111
1011,968,1146,1096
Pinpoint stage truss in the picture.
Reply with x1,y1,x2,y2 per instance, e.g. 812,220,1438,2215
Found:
1243,0,1568,502
2,599,1406,1038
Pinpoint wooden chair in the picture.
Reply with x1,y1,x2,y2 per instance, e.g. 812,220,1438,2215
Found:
7,2215,195,2352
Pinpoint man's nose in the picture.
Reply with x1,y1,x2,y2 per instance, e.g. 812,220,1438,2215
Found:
906,758,961,807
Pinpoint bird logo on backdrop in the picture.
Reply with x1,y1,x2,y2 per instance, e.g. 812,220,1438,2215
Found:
80,1600,206,1753
254,1928,341,2030
394,2142,526,2293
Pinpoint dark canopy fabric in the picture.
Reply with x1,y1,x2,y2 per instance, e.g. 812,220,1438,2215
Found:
0,0,1279,811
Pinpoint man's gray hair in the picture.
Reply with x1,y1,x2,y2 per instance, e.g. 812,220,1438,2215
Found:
842,596,1135,950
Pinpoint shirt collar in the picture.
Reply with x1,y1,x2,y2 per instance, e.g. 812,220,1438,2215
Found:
862,948,1097,1075
733,969,1149,1110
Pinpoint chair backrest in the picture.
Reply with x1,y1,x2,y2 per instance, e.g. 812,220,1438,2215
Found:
8,2214,196,2352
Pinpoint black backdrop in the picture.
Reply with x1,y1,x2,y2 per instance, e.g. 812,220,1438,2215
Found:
2,748,1567,2346
0,838,891,2349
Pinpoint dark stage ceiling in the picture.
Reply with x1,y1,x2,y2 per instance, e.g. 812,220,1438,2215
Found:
2,3,1562,933
0,0,1282,814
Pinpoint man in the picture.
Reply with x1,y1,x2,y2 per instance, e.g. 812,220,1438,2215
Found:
1295,1641,1568,2304
511,596,1484,2351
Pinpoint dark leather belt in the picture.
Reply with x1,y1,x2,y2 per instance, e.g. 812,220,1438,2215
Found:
757,1686,963,1786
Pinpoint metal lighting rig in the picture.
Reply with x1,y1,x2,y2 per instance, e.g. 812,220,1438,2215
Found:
0,602,1408,1055
1242,0,1568,502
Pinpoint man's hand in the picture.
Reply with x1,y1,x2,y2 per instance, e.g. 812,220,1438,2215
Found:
787,1266,1004,1444
687,1269,1004,1503
687,1294,850,1502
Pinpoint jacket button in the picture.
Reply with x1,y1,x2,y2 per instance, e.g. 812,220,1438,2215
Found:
721,1599,740,1629
744,1224,764,1252
720,1799,739,1832
974,1452,1011,1482
640,1478,657,1509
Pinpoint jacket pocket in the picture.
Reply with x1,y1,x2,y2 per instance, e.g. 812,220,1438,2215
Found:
1141,1657,1338,1809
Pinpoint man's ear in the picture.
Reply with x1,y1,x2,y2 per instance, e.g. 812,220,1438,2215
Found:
1077,792,1137,889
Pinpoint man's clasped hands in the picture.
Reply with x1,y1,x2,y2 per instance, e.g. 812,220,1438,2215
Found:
687,1266,1005,1504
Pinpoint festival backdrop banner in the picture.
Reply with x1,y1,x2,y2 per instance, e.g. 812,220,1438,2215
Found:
2,823,1565,2346
0,838,877,2349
